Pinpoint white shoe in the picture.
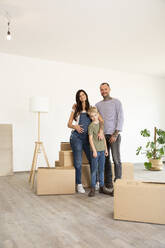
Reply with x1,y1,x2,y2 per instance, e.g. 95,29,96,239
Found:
95,182,100,191
77,184,85,194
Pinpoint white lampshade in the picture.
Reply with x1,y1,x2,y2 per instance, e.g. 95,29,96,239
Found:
29,97,49,113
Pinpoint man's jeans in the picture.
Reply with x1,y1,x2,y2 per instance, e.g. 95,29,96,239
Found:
91,151,105,188
105,134,122,184
70,132,91,184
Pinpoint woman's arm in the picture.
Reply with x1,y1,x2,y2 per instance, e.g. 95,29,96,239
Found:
67,105,84,133
89,135,97,158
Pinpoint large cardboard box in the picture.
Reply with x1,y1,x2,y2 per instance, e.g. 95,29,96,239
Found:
82,164,91,188
114,180,165,224
37,167,75,195
112,162,134,180
0,124,13,176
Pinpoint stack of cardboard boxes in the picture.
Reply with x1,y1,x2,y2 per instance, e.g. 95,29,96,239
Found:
37,142,91,195
37,142,77,195
55,142,91,188
37,141,135,196
55,142,135,188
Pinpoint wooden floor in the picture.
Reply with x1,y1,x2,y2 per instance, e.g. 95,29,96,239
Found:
0,166,165,248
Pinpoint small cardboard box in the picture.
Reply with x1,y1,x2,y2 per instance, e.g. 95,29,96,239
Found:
114,180,165,224
55,160,60,167
59,151,74,167
82,151,89,164
112,162,134,180
59,150,88,167
37,167,75,195
82,163,91,188
60,142,71,151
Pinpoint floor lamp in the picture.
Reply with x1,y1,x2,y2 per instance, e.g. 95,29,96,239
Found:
29,96,50,188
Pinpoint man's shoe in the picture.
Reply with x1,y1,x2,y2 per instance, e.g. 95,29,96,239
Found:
105,182,113,189
77,184,85,194
88,187,95,197
99,186,114,196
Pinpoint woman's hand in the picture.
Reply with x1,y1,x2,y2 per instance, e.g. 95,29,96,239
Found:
93,151,97,158
75,125,84,133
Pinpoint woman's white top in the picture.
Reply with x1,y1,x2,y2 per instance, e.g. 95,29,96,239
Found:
71,108,87,125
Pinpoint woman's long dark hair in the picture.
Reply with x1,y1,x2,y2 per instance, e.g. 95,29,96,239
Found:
73,90,90,121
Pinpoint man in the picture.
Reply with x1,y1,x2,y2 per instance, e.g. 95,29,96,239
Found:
96,82,124,190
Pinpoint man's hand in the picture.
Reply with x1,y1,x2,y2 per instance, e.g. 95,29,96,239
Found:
93,151,97,158
109,135,117,144
97,130,104,140
75,125,84,133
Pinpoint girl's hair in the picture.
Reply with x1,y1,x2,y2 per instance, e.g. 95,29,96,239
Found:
73,89,90,121
88,106,98,115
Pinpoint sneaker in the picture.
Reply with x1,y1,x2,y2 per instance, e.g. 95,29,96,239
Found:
95,182,100,191
77,184,85,194
88,187,95,197
99,186,114,196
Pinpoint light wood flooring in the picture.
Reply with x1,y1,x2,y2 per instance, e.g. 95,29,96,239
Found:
0,164,165,248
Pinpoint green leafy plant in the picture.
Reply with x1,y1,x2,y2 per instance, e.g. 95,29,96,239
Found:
136,127,165,169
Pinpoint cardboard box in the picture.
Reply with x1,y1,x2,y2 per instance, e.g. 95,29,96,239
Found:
59,150,88,167
0,124,13,176
82,163,91,188
112,162,134,180
60,142,71,151
59,151,74,167
82,151,89,164
114,180,165,224
55,160,60,167
37,167,75,195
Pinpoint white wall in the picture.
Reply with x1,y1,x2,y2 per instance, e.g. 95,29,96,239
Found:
0,52,165,171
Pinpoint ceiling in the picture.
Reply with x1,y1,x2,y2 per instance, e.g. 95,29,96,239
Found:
0,0,165,77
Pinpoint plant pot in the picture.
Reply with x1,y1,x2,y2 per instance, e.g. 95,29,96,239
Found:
149,159,163,171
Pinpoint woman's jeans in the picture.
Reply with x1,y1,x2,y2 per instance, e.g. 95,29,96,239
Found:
70,131,91,184
91,151,105,188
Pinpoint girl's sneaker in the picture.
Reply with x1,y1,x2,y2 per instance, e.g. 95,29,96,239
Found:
95,182,100,191
77,184,85,194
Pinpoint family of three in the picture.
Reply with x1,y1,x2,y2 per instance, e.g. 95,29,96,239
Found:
67,82,124,197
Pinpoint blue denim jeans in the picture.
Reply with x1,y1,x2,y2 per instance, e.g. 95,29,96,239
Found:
70,131,91,184
91,151,105,188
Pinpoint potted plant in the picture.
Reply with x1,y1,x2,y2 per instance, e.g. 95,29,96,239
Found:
136,127,165,170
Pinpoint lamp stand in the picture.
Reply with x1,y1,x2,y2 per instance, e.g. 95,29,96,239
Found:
29,112,50,188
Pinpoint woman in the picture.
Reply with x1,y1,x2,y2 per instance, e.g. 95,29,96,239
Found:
68,89,103,193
